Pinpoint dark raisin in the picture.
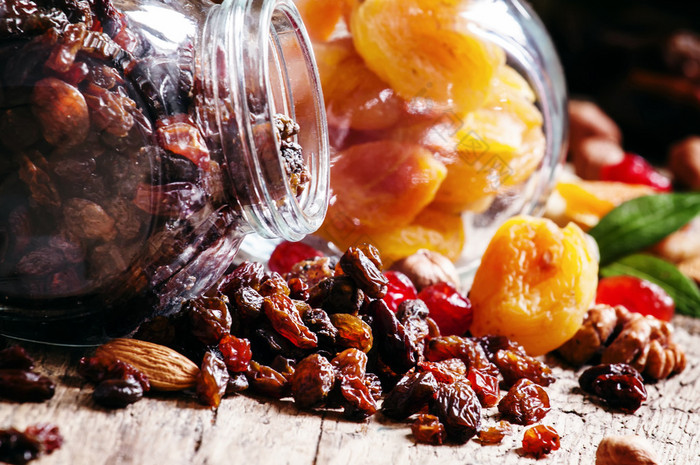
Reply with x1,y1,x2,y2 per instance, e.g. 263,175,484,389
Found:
229,286,264,320
288,277,309,301
522,425,560,458
579,363,647,413
218,335,252,373
290,354,335,409
31,77,89,147
430,379,481,443
494,349,555,388
411,414,447,445
286,256,336,288
259,271,290,297
0,427,42,465
263,294,318,349
0,346,34,370
77,355,150,391
498,379,550,425
0,369,55,402
93,378,143,409
184,294,232,345
308,275,364,315
368,299,418,374
338,245,388,299
475,335,527,362
382,371,439,420
330,313,372,353
219,261,266,294
196,351,229,408
301,307,337,348
62,198,117,242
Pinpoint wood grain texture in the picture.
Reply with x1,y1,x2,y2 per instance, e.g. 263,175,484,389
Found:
1,315,699,465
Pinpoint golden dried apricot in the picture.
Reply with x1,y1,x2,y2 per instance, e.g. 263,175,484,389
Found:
295,0,344,41
469,216,599,356
315,39,404,131
350,0,504,113
322,140,447,232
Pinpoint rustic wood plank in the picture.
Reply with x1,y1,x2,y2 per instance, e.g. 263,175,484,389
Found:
1,315,698,465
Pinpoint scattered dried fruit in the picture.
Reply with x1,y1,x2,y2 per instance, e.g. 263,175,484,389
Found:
522,425,560,458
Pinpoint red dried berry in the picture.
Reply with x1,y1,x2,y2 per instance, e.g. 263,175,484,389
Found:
382,271,418,312
218,335,253,373
268,240,324,275
596,276,675,322
600,152,672,192
522,425,560,458
417,282,472,336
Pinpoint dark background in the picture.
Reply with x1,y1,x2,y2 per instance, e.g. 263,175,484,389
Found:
530,0,700,161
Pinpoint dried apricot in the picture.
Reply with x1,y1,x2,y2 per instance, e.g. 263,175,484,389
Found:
295,0,344,41
469,216,599,355
350,0,504,113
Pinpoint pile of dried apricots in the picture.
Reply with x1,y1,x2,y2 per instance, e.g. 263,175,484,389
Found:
296,0,546,265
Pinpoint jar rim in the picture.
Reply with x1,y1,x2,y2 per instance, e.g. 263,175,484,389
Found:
206,0,329,241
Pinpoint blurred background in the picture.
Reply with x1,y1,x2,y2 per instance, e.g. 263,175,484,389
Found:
531,0,700,160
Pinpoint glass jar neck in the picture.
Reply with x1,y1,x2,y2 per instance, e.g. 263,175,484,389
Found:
199,0,328,241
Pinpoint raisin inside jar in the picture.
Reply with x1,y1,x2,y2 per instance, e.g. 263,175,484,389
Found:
0,0,328,344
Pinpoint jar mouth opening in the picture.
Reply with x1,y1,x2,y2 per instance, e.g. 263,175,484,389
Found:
225,0,329,241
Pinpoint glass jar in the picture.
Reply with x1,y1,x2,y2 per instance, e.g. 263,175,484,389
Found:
0,0,329,344
287,0,567,275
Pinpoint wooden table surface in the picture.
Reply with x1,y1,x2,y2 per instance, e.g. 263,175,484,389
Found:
1,315,699,465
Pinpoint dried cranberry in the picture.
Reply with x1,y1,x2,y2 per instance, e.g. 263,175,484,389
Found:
268,240,323,275
382,271,418,312
600,152,672,192
579,363,647,413
596,276,675,322
218,335,252,373
417,282,472,336
24,424,62,454
522,425,560,458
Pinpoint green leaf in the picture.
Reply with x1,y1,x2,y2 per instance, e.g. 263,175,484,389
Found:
600,253,700,318
588,193,700,265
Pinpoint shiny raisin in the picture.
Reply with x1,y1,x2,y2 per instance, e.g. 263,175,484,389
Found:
467,368,500,407
475,335,527,363
0,369,55,402
332,348,367,378
498,379,550,425
246,361,289,399
494,349,555,388
77,355,150,391
290,354,335,409
218,335,252,373
411,414,446,445
330,313,373,353
308,275,364,315
93,378,143,409
424,336,498,377
31,77,89,147
522,425,560,458
219,261,266,294
196,351,229,408
477,421,511,445
230,286,264,320
301,307,338,348
184,295,232,345
369,299,418,374
263,294,318,349
417,359,467,384
579,363,647,413
382,371,439,420
286,256,336,288
430,379,481,443
338,375,378,421
338,245,388,299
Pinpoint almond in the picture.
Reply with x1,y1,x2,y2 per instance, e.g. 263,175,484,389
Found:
96,338,200,391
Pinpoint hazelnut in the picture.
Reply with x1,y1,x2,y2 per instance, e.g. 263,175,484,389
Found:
596,435,661,465
669,136,700,190
389,249,460,291
571,136,625,180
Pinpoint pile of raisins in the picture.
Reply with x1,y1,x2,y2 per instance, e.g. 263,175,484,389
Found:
0,345,55,403
123,242,561,456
